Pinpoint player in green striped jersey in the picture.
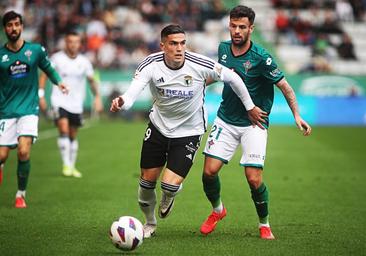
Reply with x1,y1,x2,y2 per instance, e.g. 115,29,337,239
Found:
200,5,312,239
0,11,68,208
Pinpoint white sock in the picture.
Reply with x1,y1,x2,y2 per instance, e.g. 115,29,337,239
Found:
138,186,157,225
213,201,223,213
57,136,71,167
16,190,26,198
70,140,79,169
259,223,270,228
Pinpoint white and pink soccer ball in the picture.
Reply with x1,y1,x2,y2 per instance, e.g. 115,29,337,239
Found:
109,216,144,251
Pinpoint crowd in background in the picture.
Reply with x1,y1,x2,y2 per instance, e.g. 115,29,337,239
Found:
272,0,366,72
0,0,226,69
1,0,366,74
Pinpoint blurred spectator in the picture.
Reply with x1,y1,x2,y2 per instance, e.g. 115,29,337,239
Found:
336,33,357,60
317,10,343,34
349,0,366,21
312,33,330,56
336,0,354,22
4,0,25,15
86,10,108,52
275,9,290,36
300,56,332,73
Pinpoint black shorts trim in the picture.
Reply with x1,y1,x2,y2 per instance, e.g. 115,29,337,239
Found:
53,107,83,127
140,122,201,178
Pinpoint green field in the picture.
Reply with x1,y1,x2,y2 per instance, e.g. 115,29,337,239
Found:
0,118,365,255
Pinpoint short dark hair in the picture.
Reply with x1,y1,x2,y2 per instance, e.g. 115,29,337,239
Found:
2,10,23,27
161,24,185,41
229,5,255,25
65,30,80,37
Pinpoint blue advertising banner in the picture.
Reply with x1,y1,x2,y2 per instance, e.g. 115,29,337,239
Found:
205,92,366,126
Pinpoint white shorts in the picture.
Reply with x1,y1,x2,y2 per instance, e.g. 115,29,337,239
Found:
203,117,267,168
0,115,38,147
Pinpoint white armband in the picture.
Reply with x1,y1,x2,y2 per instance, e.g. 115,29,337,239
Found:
38,88,45,98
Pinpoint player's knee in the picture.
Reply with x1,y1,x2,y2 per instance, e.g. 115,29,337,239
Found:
0,152,9,162
246,175,262,189
17,148,30,161
203,167,219,177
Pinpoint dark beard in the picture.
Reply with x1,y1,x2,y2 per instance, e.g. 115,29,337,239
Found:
6,32,21,42
231,35,248,47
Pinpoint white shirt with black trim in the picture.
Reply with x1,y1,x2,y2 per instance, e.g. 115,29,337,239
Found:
122,51,254,138
50,51,94,114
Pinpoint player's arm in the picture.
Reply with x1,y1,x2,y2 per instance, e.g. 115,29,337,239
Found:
38,71,48,112
110,70,150,112
38,46,68,94
87,76,103,113
276,78,311,136
218,65,268,129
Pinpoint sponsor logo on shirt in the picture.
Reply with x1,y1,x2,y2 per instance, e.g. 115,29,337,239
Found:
269,68,281,77
266,57,272,65
8,60,29,78
158,88,194,99
1,54,9,63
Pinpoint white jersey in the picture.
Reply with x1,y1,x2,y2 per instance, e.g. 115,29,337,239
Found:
50,51,94,114
122,51,255,138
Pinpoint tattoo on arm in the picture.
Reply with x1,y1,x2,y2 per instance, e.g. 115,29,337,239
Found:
277,79,299,117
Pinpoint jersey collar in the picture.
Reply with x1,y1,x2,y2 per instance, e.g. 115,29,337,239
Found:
163,54,185,70
230,41,252,58
5,40,26,53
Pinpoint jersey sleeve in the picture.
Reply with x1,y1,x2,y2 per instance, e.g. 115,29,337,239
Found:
260,53,284,84
84,58,94,78
214,63,255,110
38,45,62,85
121,64,152,110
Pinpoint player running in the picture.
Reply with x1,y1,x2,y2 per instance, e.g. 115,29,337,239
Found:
110,24,266,238
39,31,103,178
199,5,312,239
0,11,68,208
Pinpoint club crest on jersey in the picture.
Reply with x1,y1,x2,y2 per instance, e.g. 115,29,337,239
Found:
243,60,252,74
184,75,193,86
24,50,32,61
2,54,9,63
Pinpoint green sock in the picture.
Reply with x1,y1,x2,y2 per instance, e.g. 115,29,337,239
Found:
202,174,221,208
251,183,269,224
17,159,30,191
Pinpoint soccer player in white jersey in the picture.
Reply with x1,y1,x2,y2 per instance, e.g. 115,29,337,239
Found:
110,24,267,238
39,31,103,178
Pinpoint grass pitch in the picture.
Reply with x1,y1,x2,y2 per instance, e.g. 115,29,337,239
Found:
0,118,365,255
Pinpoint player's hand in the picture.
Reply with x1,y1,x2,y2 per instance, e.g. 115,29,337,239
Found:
39,97,47,113
248,106,268,130
58,82,69,94
110,96,124,112
94,96,104,113
295,116,312,136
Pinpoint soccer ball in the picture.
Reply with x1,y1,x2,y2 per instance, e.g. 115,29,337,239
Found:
109,216,144,251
